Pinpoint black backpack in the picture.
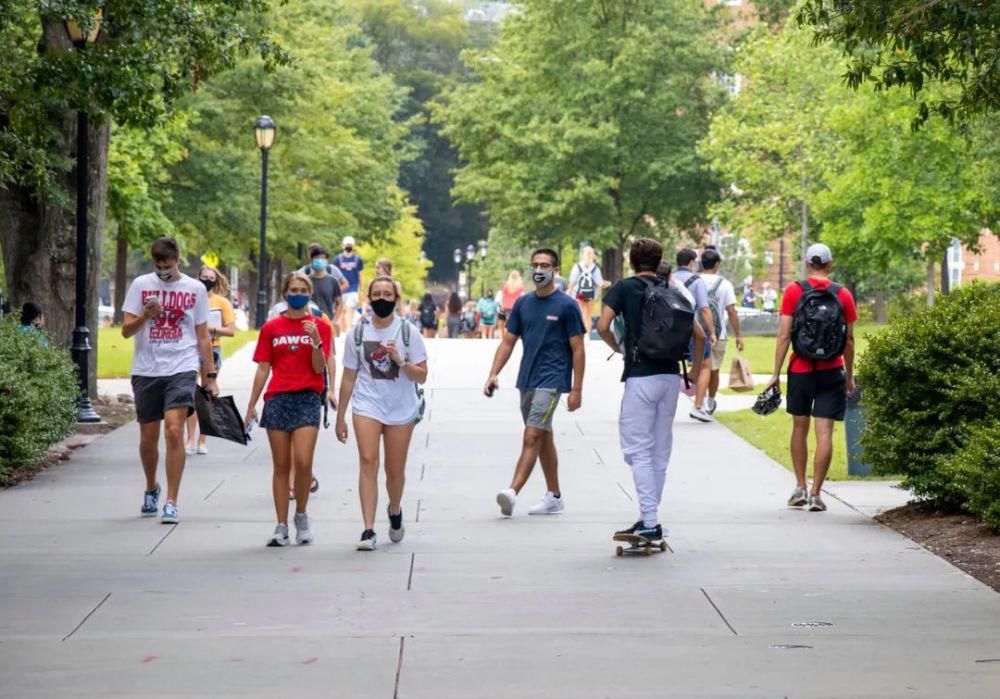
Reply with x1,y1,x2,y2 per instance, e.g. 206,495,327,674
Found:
575,263,597,299
790,280,847,362
636,276,695,362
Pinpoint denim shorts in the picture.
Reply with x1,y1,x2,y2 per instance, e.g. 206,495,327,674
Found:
260,390,322,432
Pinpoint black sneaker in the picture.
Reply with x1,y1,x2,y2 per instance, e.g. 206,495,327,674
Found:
357,528,377,551
387,506,404,543
140,483,161,517
613,520,644,540
634,523,663,542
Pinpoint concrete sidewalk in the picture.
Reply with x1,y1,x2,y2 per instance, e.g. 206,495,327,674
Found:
2,337,998,698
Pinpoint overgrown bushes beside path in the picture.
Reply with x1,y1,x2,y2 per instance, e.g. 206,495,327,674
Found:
0,318,78,473
859,283,1000,527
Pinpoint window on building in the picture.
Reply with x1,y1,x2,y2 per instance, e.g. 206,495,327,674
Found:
717,73,742,96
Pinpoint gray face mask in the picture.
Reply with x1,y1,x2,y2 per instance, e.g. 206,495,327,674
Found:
532,267,554,286
155,265,179,281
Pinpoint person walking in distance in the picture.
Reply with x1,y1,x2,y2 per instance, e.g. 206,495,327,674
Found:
696,249,744,415
246,272,334,546
485,249,586,517
185,265,236,456
761,282,778,313
477,289,500,339
445,291,463,339
568,245,604,335
336,277,428,551
302,244,348,335
418,292,439,338
497,270,525,337
598,239,706,543
765,244,857,512
334,236,364,333
672,248,717,422
121,237,218,524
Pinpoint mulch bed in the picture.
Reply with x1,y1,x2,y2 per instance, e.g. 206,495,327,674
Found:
877,502,1000,593
0,394,135,488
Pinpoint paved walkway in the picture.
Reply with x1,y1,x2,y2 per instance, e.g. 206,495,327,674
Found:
2,338,999,698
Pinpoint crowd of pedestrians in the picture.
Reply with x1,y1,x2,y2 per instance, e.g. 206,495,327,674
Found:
118,234,855,552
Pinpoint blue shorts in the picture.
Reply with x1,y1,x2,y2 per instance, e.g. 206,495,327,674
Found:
688,337,711,361
261,390,322,432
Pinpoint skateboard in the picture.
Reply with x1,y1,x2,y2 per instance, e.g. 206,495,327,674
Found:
613,533,668,557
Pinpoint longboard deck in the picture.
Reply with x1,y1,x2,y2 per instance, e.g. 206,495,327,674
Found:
613,533,668,557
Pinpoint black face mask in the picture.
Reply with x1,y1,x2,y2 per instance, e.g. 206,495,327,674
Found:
200,278,217,292
371,298,395,318
344,246,354,254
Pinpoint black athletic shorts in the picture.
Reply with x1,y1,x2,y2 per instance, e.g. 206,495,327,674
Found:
131,371,198,423
786,368,847,421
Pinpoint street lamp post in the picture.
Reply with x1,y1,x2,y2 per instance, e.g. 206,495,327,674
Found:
66,12,103,423
464,244,475,297
254,115,276,329
477,239,488,296
453,248,462,292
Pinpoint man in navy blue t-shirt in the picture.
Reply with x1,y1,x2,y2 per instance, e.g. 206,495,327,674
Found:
484,248,586,517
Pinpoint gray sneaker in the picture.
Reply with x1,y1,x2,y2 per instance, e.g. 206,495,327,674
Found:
689,407,714,423
293,512,314,545
808,493,827,512
267,523,290,547
706,396,718,415
787,487,808,507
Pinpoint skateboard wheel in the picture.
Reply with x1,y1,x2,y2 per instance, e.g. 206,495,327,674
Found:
643,547,652,556
615,546,623,557
660,541,667,552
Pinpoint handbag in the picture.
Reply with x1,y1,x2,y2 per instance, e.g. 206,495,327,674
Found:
195,387,249,445
728,356,754,393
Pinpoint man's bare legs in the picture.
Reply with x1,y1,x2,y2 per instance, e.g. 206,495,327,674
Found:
162,408,188,503
790,414,811,489
538,430,561,496
510,426,546,493
139,421,161,492
811,418,835,495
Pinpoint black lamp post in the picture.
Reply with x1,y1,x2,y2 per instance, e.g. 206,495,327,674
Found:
66,11,103,423
254,115,276,329
464,244,476,296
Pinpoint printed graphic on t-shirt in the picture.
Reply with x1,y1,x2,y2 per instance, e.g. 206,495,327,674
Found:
272,332,318,353
364,341,399,380
142,289,199,343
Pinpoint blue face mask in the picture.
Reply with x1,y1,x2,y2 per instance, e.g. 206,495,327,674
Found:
311,259,326,271
286,294,310,310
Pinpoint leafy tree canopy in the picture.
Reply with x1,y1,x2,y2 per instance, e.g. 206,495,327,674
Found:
799,0,1000,126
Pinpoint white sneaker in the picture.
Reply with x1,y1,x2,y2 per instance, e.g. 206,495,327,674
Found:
528,491,565,515
184,444,196,455
689,407,714,423
808,493,827,512
293,512,314,545
267,524,290,547
706,397,718,415
196,444,209,455
496,488,517,517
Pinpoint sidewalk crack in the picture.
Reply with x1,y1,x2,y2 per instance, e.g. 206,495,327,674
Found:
701,587,738,636
147,523,178,557
63,592,111,641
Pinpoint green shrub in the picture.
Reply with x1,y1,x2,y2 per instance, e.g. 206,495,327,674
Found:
941,422,1000,529
857,282,1000,508
0,317,78,472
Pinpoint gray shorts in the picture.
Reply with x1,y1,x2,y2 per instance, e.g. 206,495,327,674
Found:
519,388,562,432
131,371,198,423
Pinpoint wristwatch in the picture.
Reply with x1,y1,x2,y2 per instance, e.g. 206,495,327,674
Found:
206,372,218,379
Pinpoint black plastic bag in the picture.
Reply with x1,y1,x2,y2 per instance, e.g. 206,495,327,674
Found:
195,387,248,446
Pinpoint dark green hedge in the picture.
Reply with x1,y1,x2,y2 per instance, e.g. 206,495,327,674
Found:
0,317,78,472
857,283,1000,523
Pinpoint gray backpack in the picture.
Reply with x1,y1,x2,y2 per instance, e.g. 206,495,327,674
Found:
353,319,426,424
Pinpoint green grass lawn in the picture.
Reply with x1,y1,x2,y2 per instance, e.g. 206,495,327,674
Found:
97,328,259,378
715,408,849,481
734,321,885,376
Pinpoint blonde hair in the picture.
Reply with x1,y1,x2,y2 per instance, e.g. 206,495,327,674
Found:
199,265,230,296
376,258,393,276
506,270,523,291
580,246,596,266
280,271,313,296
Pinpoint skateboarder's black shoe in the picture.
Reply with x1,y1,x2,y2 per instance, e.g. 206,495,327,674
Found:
613,521,644,541
634,524,663,542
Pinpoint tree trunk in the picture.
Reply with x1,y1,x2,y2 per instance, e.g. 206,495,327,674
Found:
112,230,128,326
0,113,109,399
940,247,951,295
601,246,623,284
873,292,887,324
925,258,936,306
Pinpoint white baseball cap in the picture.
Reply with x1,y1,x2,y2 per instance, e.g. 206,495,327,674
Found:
806,243,832,265
343,236,356,247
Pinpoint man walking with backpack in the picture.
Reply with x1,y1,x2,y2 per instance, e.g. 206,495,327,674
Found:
673,249,716,422
568,245,603,334
697,248,744,415
598,239,706,543
765,244,857,512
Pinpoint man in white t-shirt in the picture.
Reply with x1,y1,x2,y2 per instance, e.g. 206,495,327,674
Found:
698,248,744,415
121,237,218,525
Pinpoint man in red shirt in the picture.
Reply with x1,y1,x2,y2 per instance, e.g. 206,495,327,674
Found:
765,244,857,512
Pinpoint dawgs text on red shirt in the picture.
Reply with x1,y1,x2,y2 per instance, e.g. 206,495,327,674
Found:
253,314,333,401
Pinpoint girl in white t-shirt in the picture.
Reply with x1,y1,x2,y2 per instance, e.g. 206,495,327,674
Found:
336,276,428,551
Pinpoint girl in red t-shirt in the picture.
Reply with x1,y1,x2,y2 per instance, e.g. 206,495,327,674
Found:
246,272,333,547
497,270,525,337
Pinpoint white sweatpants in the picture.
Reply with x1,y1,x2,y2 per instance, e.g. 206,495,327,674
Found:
619,374,680,527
